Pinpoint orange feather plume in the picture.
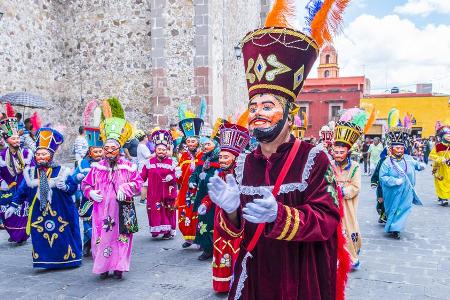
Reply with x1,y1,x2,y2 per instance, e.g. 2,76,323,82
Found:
101,100,112,119
310,0,350,47
236,110,249,128
264,0,296,28
302,111,308,128
364,105,376,134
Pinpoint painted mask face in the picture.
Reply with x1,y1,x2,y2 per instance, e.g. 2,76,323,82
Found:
219,150,236,170
89,147,104,162
443,133,450,143
248,94,288,143
155,144,168,159
202,139,216,154
7,135,21,149
186,137,199,152
391,145,405,158
35,149,52,166
103,141,120,160
333,145,349,163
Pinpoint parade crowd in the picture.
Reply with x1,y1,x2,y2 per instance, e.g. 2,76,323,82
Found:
1,1,450,299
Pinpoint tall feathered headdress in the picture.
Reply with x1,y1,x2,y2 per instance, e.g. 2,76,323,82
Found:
334,107,371,148
386,108,412,147
83,100,99,127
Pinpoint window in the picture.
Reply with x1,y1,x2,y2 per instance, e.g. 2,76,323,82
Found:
325,54,331,64
329,104,343,121
298,104,309,126
324,70,330,78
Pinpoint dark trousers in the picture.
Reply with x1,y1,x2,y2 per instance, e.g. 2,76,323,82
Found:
363,155,369,173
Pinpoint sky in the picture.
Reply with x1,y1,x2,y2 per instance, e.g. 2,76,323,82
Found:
311,0,450,94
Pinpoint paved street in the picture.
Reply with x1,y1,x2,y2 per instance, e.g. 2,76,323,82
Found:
0,164,449,299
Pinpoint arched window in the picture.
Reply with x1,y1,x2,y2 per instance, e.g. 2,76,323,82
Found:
325,54,331,64
324,70,330,78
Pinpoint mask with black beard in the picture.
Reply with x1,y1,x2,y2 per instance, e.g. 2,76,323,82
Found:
252,106,289,143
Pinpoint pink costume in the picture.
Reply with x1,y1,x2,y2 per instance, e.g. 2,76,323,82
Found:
81,157,143,274
140,156,177,236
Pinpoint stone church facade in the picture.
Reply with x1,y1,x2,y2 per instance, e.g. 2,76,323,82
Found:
0,0,271,154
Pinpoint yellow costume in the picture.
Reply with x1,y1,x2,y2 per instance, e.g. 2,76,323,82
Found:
429,143,450,201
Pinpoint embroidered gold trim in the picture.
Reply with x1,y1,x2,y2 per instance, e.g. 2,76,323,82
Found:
276,205,292,240
33,258,82,264
31,216,44,233
241,28,319,51
219,213,243,238
43,232,58,247
286,208,300,241
63,245,76,260
249,84,296,100
58,216,69,233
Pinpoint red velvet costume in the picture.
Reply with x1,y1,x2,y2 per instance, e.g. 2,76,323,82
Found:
176,150,202,241
202,166,242,293
216,137,341,300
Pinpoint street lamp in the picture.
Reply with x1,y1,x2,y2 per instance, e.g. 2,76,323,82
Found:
234,43,242,60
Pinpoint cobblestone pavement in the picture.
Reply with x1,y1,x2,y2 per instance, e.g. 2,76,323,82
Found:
0,164,449,299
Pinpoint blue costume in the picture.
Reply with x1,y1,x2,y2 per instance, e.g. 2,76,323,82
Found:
9,128,82,269
380,155,424,234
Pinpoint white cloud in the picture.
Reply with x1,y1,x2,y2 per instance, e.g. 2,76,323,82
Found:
331,14,450,94
394,0,450,17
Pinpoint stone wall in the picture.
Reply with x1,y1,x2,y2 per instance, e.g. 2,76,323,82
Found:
0,0,268,159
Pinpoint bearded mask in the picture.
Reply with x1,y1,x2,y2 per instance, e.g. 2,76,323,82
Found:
155,145,168,159
103,140,121,162
186,137,199,152
89,147,104,162
391,145,405,159
202,139,216,154
333,144,349,165
219,150,236,170
35,149,52,167
7,135,21,149
248,94,290,143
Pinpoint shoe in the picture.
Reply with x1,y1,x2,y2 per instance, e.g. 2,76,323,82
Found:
8,237,13,243
390,231,400,240
139,199,146,205
151,233,159,238
198,251,213,261
351,260,360,271
162,233,172,240
0,224,5,230
99,272,109,279
182,241,193,248
113,270,123,279
441,200,449,207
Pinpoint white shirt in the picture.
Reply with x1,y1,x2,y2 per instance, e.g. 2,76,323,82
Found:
137,143,151,171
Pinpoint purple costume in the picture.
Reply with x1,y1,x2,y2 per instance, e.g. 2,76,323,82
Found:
0,148,32,243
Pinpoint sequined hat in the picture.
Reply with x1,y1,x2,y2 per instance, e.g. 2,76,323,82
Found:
219,123,251,156
334,108,373,148
179,118,204,138
0,103,19,139
386,108,412,147
151,129,173,147
35,127,64,153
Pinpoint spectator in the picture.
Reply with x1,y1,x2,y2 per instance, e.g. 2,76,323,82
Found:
73,126,89,166
22,118,36,153
368,137,383,175
16,113,24,131
136,130,152,205
123,136,139,164
362,137,370,175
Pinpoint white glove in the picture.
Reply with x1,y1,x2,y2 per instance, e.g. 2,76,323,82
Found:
163,174,173,183
341,187,346,197
76,173,85,181
56,180,68,191
89,190,103,202
419,163,426,170
0,181,9,191
207,174,240,214
197,204,207,215
189,182,196,189
175,167,182,179
117,189,126,202
242,187,278,224
395,178,404,186
4,206,16,219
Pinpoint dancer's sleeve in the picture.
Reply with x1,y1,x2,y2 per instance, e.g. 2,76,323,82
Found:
265,152,340,242
81,168,96,199
379,160,399,187
343,165,361,199
9,180,30,208
215,207,245,240
429,147,444,164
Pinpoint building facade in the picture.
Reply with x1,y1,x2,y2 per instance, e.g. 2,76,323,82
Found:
296,45,370,138
0,0,271,156
361,93,450,138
